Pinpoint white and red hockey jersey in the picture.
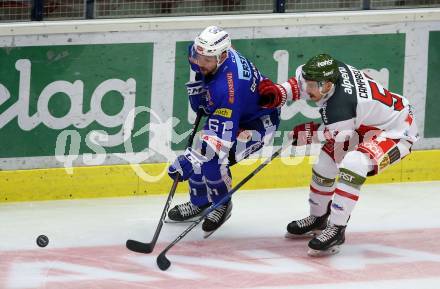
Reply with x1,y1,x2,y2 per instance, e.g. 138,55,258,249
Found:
285,62,419,145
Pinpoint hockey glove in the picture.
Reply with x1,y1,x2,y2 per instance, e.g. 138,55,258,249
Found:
258,77,300,109
186,80,210,115
168,147,207,181
290,122,321,146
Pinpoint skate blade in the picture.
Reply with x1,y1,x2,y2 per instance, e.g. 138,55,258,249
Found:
164,218,197,224
165,207,211,224
284,230,322,239
203,214,232,239
307,245,341,257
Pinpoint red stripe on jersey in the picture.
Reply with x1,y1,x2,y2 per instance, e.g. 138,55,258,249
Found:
310,185,334,196
356,125,382,140
335,188,359,201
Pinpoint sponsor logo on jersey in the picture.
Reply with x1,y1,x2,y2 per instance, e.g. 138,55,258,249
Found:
331,202,344,211
317,59,333,67
203,135,223,153
308,198,319,206
339,66,354,94
250,62,259,93
351,67,369,98
227,72,235,104
312,174,334,187
238,54,251,80
231,49,251,81
339,171,355,183
320,105,329,124
213,108,232,118
358,141,384,161
379,154,391,171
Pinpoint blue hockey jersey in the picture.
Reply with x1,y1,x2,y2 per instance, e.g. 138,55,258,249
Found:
188,46,278,157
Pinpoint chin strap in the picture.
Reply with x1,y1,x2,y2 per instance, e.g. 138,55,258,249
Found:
215,51,229,70
215,58,224,70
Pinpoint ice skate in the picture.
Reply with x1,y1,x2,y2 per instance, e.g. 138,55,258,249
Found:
167,201,211,222
285,212,329,239
307,224,346,257
202,201,232,238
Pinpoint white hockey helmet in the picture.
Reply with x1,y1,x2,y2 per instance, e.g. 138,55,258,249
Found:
194,26,231,61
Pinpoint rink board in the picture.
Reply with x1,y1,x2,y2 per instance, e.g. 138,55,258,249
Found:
0,9,439,203
0,9,439,173
1,149,439,202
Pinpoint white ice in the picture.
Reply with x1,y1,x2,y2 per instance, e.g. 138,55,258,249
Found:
1,181,440,289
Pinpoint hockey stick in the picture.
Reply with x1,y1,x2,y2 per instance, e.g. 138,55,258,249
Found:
156,145,285,270
126,109,204,254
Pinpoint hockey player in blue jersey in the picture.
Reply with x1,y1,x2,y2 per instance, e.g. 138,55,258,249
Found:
167,26,280,236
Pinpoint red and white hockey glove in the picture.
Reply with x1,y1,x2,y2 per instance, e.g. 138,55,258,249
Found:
289,122,321,146
258,77,299,109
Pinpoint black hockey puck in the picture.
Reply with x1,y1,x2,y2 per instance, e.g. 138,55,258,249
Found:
36,235,49,247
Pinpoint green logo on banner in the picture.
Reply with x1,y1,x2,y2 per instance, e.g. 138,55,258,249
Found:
0,43,153,159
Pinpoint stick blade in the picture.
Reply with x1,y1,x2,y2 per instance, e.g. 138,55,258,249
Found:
126,239,154,254
157,252,171,271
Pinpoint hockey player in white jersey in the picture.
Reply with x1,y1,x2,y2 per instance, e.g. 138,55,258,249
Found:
258,53,419,256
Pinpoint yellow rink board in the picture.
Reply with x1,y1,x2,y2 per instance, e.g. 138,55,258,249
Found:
1,150,439,203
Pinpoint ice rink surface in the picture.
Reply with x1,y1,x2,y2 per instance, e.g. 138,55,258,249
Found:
1,181,440,289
